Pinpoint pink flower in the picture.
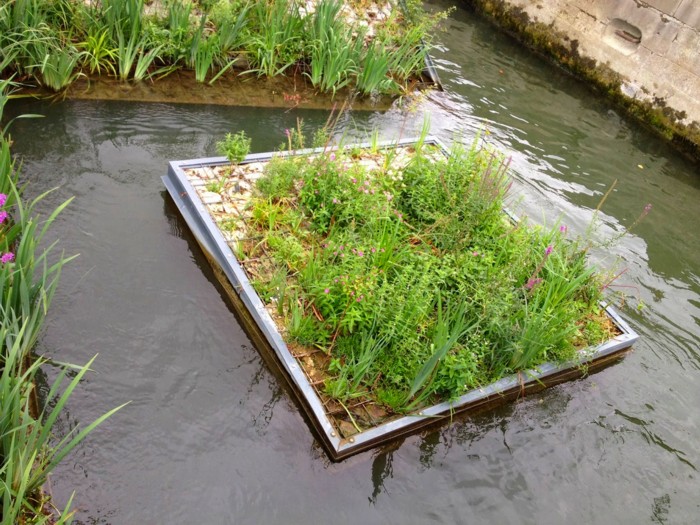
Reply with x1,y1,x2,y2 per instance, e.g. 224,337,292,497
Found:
330,153,336,161
472,251,479,256
0,210,7,223
1,252,14,264
324,288,330,294
525,277,542,290
0,193,6,207
644,203,652,214
545,245,553,256
559,225,567,233
351,178,357,184
332,198,339,204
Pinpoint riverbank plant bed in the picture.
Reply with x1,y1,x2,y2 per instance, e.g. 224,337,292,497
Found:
1,0,444,97
164,133,638,458
63,70,395,110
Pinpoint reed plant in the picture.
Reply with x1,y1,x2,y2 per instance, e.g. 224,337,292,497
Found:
80,27,118,75
0,79,123,522
212,1,250,55
244,0,305,78
304,0,364,95
356,42,397,96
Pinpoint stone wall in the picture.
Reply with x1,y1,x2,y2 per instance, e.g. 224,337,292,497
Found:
496,0,700,125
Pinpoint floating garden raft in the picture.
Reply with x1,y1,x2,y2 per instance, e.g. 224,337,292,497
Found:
163,135,638,460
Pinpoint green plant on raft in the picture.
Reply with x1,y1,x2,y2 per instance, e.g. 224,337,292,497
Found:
206,176,228,194
217,126,626,415
217,130,251,163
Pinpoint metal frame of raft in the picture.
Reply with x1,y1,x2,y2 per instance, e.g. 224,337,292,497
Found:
163,137,638,460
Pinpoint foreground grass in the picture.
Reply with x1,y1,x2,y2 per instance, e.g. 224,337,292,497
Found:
202,128,621,416
0,80,123,523
0,0,446,96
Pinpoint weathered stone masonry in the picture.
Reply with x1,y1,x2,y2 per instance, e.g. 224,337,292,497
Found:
466,0,700,159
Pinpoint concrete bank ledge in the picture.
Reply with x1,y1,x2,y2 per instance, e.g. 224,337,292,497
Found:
464,0,700,162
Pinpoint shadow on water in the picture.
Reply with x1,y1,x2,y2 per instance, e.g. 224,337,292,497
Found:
161,191,288,437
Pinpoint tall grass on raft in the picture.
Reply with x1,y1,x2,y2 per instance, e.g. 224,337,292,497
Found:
0,79,125,522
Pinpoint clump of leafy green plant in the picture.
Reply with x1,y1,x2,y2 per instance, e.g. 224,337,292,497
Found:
217,130,251,163
206,126,630,427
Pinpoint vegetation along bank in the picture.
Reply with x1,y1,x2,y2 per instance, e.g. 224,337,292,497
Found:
0,0,447,99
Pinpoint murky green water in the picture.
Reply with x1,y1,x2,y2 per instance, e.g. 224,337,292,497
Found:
6,3,699,523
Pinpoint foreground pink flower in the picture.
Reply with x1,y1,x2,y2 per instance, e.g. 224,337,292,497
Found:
0,193,6,207
1,252,14,264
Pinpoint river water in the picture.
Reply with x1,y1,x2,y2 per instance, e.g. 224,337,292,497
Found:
6,3,699,524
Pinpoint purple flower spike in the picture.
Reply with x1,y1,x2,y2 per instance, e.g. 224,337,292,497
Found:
0,193,7,207
0,210,8,223
324,288,330,294
559,225,567,233
1,252,14,264
545,245,553,256
330,153,336,161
